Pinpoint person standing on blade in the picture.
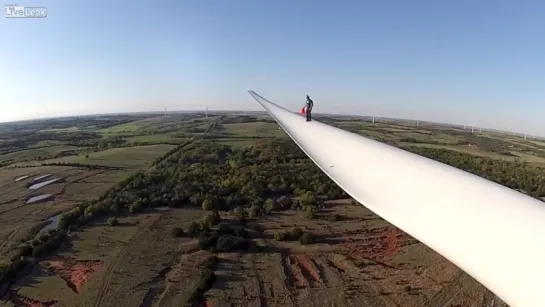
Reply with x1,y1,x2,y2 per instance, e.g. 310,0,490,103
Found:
304,95,314,122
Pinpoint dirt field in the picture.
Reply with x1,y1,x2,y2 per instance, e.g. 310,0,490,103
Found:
1,202,506,307
5,208,207,307
204,201,503,307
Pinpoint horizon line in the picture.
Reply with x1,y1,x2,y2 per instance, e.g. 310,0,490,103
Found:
0,109,541,139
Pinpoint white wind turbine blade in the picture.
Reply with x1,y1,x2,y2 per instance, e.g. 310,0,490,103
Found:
249,90,545,307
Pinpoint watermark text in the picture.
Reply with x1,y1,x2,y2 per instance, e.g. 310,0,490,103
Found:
5,5,47,18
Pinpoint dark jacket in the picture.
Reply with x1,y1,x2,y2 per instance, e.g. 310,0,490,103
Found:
306,97,314,109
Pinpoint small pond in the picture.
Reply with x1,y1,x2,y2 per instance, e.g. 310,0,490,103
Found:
33,174,52,182
26,194,53,204
29,178,61,190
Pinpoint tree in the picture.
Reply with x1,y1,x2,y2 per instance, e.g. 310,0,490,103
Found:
290,227,303,240
203,211,220,227
300,192,317,207
233,206,244,216
274,231,289,241
19,244,33,257
172,227,184,237
202,199,214,211
106,217,119,226
299,232,315,245
188,221,200,235
264,198,276,214
129,200,143,213
277,196,292,210
248,205,263,218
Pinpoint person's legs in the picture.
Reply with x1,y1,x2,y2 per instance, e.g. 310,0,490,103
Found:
307,107,312,121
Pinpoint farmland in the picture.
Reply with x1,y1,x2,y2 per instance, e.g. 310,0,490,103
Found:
1,111,541,306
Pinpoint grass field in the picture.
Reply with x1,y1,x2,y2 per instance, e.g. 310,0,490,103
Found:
221,122,287,138
99,122,144,135
0,144,174,276
124,135,179,144
12,144,175,169
39,127,82,133
0,112,530,306
0,145,87,165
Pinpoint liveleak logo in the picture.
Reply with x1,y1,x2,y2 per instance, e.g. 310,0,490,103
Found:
5,4,47,18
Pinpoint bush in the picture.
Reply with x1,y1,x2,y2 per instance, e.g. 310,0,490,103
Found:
19,244,33,257
198,233,219,250
30,240,41,248
202,199,214,211
129,201,143,213
264,198,276,214
233,206,245,216
274,231,290,241
233,227,248,238
327,214,341,222
217,223,233,234
188,221,200,236
206,211,220,227
215,235,247,252
106,217,119,226
277,196,292,210
300,192,317,207
248,205,263,218
188,256,217,303
172,227,184,237
299,232,315,245
290,227,303,239
38,234,50,243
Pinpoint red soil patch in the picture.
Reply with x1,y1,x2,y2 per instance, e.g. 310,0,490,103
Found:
43,257,103,293
341,226,408,266
286,256,307,287
291,254,323,283
8,289,58,307
383,228,402,261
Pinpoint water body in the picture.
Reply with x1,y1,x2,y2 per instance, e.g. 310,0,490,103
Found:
33,174,52,182
26,194,52,204
15,175,29,182
28,178,61,190
37,214,60,236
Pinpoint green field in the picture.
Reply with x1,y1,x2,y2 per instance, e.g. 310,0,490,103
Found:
124,134,179,144
220,121,287,138
0,145,87,165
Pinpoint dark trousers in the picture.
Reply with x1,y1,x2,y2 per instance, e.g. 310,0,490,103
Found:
306,107,312,121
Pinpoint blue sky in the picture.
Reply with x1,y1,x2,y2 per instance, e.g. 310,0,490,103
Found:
1,1,545,134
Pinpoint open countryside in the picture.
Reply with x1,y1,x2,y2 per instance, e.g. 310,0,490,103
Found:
3,112,543,306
